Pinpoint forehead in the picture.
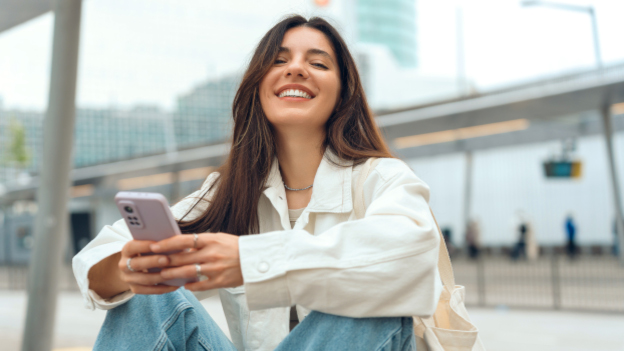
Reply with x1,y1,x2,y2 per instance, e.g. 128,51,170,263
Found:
281,26,336,59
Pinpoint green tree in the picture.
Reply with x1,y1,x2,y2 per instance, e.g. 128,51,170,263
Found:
5,117,31,170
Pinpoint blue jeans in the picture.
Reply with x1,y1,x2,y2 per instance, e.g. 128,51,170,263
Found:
94,288,416,351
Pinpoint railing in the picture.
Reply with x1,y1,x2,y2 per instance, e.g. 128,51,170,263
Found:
454,253,624,313
2,253,623,313
0,264,79,291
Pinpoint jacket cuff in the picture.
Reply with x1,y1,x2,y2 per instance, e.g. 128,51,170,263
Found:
239,231,292,310
88,289,134,310
72,240,126,310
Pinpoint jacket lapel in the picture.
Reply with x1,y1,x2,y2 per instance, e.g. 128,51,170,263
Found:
306,150,353,214
261,149,354,226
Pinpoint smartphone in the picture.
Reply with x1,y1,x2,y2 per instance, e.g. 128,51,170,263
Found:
114,191,197,286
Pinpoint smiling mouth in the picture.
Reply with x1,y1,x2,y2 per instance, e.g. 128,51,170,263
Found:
277,89,314,99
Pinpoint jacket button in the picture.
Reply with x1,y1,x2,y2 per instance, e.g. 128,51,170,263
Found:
258,261,269,273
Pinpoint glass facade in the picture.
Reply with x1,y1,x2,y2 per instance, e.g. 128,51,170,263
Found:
175,74,239,147
357,0,417,67
0,74,239,184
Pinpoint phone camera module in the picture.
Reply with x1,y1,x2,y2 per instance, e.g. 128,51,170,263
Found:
124,206,134,213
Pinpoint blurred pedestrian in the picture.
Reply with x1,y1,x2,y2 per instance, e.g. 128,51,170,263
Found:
565,214,577,259
511,221,528,260
525,217,538,261
442,227,456,257
465,219,480,260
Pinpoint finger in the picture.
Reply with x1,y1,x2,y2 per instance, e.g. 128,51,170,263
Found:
167,250,206,267
130,284,180,295
150,234,199,254
122,240,157,257
160,264,200,280
184,278,225,292
120,255,170,273
123,272,169,286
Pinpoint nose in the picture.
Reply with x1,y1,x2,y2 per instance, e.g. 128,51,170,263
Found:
284,58,309,79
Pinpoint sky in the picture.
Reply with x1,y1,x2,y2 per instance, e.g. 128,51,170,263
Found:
0,0,623,111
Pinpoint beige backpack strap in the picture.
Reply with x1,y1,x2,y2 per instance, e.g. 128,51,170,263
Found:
429,209,456,290
353,157,456,291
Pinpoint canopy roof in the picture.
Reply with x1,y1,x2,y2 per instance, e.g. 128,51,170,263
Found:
0,0,51,34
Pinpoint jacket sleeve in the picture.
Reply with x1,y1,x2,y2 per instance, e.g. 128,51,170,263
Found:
72,173,220,310
239,159,442,318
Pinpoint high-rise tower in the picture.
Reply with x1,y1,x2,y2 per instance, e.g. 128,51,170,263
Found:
357,0,417,67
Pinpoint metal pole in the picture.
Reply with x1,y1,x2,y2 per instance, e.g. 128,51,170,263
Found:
476,254,486,306
456,5,467,96
588,7,603,70
463,151,473,237
551,252,561,309
600,104,624,265
21,0,82,350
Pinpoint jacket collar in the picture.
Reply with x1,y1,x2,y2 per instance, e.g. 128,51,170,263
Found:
263,149,354,215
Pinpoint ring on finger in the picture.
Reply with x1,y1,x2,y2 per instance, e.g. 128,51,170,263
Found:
193,233,199,249
127,257,137,273
195,263,205,279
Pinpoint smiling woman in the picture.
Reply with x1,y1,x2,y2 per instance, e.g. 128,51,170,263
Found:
73,15,441,351
261,27,340,131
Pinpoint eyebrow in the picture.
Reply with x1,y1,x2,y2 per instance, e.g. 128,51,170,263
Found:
278,47,336,66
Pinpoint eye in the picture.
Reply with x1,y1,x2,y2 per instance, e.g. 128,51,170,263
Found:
312,63,328,69
274,58,286,64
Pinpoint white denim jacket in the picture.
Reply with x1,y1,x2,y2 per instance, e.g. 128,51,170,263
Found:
73,152,442,351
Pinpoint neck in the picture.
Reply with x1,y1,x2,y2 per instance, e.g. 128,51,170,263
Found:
274,127,325,189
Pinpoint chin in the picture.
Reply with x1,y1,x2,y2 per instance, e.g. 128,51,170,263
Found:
270,115,311,126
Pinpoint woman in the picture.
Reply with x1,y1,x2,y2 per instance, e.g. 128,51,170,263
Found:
73,15,441,351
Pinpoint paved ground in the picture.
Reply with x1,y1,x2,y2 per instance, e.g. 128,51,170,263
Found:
2,290,623,351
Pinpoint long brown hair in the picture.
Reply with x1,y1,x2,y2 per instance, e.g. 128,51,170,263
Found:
178,15,393,235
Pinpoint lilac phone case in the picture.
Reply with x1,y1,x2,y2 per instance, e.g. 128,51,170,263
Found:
114,191,197,286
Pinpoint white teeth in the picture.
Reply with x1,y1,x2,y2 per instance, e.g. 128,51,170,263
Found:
278,89,312,99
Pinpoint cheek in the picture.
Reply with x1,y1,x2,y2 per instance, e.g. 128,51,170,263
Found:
326,76,341,106
259,78,276,114
259,78,272,102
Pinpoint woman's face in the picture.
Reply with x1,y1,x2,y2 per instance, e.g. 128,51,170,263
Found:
259,26,341,132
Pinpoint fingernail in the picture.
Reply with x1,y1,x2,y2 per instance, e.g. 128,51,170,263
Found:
150,244,160,251
158,257,167,265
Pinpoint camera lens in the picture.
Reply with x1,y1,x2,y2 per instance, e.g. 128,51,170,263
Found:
124,206,134,213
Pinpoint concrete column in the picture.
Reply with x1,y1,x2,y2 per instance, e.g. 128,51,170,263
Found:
601,104,624,264
170,170,181,202
21,1,83,350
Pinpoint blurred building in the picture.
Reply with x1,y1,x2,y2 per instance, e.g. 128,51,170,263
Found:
357,0,417,68
0,74,239,186
175,74,239,147
309,0,457,109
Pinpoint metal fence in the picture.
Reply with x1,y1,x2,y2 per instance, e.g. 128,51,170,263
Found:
0,264,78,291
454,253,624,313
2,253,624,313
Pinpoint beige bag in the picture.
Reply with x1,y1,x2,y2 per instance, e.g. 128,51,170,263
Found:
353,158,486,351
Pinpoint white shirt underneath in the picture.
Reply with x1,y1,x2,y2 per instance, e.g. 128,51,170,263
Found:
288,207,305,229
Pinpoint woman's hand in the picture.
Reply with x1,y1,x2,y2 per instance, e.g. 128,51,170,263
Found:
118,240,179,295
151,233,244,291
